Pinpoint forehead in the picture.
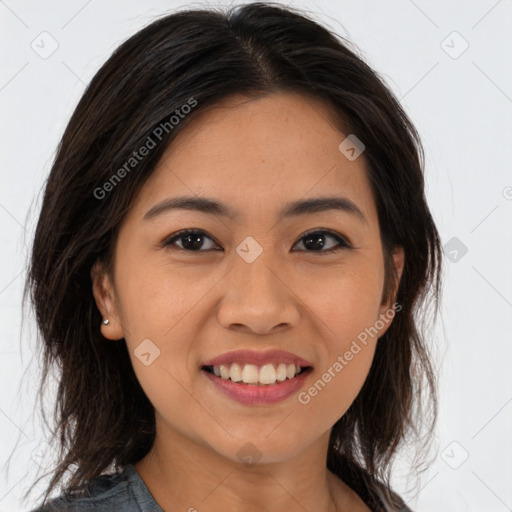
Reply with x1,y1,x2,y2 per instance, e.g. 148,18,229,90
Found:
129,92,377,226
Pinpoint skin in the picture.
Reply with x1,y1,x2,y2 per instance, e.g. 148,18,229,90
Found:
91,91,404,512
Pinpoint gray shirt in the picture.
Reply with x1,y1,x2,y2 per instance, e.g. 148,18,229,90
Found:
30,464,164,512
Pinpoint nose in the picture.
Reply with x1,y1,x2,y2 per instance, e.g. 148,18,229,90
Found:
216,250,300,335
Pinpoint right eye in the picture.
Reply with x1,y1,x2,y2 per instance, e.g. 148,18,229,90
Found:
163,229,221,252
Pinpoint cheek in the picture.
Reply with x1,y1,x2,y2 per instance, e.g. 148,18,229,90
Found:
293,257,383,421
115,250,212,341
113,254,213,399
296,343,376,432
299,254,385,339
116,265,205,437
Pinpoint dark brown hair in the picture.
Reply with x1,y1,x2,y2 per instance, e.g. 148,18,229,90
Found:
24,2,442,510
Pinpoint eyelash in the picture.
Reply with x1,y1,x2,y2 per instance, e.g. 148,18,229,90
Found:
162,228,352,255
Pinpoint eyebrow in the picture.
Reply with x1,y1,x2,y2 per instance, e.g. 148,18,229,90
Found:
143,195,367,224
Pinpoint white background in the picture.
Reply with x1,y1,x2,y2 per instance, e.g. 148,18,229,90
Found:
1,1,511,511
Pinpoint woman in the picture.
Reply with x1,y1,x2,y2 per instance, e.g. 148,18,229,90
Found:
26,2,442,511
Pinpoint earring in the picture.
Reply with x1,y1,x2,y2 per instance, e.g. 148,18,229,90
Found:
102,318,110,325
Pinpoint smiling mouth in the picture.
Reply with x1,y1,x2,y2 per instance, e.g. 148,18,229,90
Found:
202,363,313,386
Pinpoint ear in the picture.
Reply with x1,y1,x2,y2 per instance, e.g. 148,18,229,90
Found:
90,261,125,340
376,246,405,338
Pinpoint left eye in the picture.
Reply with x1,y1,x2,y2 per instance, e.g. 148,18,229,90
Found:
163,229,350,253
293,230,350,253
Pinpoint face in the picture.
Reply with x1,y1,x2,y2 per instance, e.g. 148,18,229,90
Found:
92,92,403,465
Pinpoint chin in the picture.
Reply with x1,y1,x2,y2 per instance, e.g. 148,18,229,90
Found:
209,433,307,467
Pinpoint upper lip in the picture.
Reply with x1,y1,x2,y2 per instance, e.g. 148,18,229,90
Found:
202,349,313,368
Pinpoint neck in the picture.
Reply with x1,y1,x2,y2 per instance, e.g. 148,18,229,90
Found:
133,422,360,512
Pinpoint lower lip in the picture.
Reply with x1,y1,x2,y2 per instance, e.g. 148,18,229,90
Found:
202,368,313,405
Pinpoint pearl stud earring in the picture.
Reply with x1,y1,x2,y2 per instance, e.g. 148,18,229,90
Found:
102,319,110,325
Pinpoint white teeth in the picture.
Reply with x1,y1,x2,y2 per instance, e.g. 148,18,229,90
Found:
276,363,287,381
229,363,243,382
242,364,259,384
220,364,230,380
259,363,277,385
210,362,305,385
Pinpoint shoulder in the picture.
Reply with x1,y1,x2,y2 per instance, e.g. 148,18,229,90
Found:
359,474,414,512
29,464,163,512
329,459,414,512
